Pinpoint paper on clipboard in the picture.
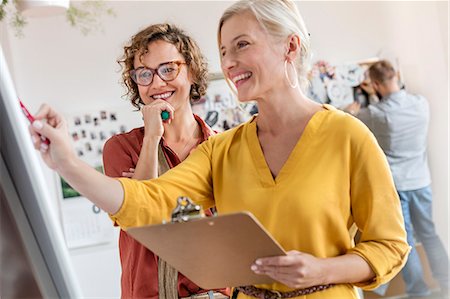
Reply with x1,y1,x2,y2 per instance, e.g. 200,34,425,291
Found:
126,212,286,289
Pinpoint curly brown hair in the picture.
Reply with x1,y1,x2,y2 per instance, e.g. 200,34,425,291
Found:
118,23,208,109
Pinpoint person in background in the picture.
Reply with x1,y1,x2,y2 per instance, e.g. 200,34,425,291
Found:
346,60,449,299
103,23,228,299
29,1,409,298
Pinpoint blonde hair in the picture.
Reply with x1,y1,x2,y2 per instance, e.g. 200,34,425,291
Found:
218,0,312,91
118,23,208,109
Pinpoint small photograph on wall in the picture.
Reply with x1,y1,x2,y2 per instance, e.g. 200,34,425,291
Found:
76,148,84,157
60,177,81,199
120,125,127,134
99,131,106,140
72,132,79,141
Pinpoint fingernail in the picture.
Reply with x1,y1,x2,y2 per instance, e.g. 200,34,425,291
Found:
31,136,38,143
251,265,258,271
255,259,262,265
33,120,43,129
41,143,48,150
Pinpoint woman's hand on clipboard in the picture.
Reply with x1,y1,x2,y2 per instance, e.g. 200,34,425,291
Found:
251,249,375,290
250,250,327,289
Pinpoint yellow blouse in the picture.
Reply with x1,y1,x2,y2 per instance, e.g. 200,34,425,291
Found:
111,105,409,298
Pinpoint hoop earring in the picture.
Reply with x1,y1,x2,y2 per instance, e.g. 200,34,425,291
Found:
284,60,299,89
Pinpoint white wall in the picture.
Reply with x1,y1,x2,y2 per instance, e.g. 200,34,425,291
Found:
1,1,448,297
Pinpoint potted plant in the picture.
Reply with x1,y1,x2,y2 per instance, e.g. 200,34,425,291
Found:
0,0,115,37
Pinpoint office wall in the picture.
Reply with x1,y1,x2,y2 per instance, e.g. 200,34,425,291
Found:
1,1,447,297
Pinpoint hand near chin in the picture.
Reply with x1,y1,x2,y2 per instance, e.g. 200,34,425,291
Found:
251,250,327,289
141,100,175,138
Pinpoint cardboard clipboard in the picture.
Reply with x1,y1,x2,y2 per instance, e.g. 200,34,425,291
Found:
126,211,286,289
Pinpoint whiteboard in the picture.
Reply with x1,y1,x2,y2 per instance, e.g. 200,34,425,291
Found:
0,45,83,298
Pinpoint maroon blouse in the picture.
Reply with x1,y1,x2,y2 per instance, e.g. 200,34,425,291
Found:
103,115,229,298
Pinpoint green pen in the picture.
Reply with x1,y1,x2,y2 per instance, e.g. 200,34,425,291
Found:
161,110,170,121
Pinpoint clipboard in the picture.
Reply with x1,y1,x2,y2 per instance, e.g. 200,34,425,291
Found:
126,211,286,289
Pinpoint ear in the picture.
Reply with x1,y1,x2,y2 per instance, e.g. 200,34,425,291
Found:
186,66,194,84
285,34,301,62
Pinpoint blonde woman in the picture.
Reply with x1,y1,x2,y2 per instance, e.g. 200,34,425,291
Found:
97,24,228,299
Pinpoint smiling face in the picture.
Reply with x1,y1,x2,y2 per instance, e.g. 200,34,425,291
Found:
219,11,286,102
134,40,192,110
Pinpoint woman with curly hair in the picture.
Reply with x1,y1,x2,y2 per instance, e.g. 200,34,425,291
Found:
102,23,228,299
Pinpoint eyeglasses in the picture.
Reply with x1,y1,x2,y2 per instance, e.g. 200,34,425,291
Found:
130,61,186,86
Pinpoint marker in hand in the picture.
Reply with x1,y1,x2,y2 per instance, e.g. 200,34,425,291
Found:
19,99,50,145
161,110,170,121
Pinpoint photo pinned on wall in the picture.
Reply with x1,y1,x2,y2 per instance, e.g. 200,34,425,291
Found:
72,132,79,142
191,73,256,132
85,142,92,152
60,177,81,199
99,131,106,141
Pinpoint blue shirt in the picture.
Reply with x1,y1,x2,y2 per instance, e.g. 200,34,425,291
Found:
357,90,431,191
